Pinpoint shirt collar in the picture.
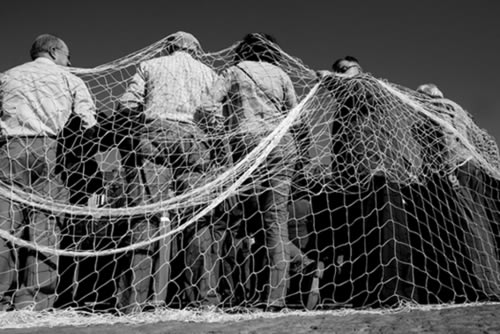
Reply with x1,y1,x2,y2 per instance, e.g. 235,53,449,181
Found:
34,57,57,65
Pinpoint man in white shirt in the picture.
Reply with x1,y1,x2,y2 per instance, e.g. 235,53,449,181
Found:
0,34,97,310
116,31,222,311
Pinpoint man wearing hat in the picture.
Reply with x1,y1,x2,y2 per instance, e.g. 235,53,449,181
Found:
115,31,221,311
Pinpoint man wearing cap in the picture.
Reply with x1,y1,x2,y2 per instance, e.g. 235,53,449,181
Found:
0,34,97,310
115,31,221,311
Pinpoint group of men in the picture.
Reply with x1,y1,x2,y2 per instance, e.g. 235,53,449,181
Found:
1,30,497,313
0,31,328,312
317,56,500,306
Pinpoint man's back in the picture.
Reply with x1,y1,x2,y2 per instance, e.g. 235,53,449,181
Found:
0,58,96,137
221,60,297,135
119,52,219,123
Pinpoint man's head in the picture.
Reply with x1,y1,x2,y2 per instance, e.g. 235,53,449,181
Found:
234,32,281,64
164,31,202,56
332,56,362,77
30,34,71,66
417,83,444,98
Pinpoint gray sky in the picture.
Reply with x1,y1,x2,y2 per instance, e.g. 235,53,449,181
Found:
1,0,499,142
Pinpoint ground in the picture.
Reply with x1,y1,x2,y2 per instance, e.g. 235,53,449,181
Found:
1,303,499,333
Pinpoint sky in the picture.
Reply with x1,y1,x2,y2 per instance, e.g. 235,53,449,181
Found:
1,0,499,142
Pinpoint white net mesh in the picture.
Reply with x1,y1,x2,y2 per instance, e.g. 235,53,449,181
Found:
1,33,500,316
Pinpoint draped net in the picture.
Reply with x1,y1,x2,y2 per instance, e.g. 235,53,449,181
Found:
1,35,500,315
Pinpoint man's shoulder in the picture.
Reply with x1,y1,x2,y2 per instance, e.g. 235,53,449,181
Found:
63,68,88,88
142,53,215,72
236,61,289,82
3,61,36,76
239,60,282,72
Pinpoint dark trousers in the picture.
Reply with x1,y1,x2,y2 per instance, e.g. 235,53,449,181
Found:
329,176,413,307
454,162,500,297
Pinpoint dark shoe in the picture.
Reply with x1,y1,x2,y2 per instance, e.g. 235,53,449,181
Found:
0,296,15,312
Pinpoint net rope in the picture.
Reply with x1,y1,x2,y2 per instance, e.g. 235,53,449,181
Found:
1,33,500,315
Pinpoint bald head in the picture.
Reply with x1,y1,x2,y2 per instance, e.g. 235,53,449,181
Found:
30,34,71,66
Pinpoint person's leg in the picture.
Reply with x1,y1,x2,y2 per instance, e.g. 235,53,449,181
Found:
262,173,292,309
15,139,67,310
182,222,220,305
176,175,219,305
131,218,157,310
0,197,23,310
0,140,28,309
117,164,158,313
372,176,412,306
175,127,223,305
455,162,500,297
53,213,80,309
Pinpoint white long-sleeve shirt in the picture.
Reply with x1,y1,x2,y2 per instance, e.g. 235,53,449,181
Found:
0,57,97,137
119,52,219,123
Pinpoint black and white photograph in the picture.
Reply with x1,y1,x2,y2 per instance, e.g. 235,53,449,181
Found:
1,1,500,333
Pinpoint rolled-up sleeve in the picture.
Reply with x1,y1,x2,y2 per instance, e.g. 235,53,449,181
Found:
71,76,97,129
282,76,297,112
119,64,147,110
207,69,233,107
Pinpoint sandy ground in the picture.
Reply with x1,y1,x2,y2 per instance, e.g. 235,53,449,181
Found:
1,303,500,334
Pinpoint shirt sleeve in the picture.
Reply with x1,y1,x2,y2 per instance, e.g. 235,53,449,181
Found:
194,68,232,125
70,75,97,129
282,74,298,112
119,63,147,110
207,68,233,107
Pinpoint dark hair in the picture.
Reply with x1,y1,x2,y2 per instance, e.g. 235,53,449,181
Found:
332,55,360,73
234,33,282,64
164,36,182,55
30,34,64,60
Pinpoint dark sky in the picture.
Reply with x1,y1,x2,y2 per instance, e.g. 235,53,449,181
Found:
1,0,499,142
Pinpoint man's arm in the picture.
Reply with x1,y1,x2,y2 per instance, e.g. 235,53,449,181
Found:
282,74,298,112
70,75,98,130
194,69,232,132
118,64,147,112
284,75,311,164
